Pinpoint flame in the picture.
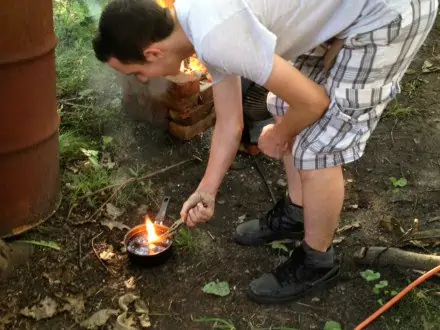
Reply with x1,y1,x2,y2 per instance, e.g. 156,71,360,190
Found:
156,0,175,8
180,55,207,76
144,216,159,244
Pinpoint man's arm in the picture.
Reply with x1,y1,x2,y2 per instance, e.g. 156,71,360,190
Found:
197,74,243,195
264,55,330,139
180,74,243,226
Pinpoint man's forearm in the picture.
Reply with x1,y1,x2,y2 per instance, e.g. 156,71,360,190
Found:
197,121,242,195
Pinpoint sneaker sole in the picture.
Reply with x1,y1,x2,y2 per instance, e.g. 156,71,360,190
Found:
246,267,340,305
234,231,305,246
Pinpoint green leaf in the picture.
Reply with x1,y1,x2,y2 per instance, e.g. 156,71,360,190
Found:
378,299,384,306
360,269,381,282
102,136,113,146
390,290,398,296
375,280,389,289
270,242,289,253
323,320,342,330
390,177,407,188
18,240,61,251
202,280,230,297
373,287,380,294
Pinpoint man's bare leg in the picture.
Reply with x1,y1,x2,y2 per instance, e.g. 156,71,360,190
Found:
300,166,344,252
283,153,303,206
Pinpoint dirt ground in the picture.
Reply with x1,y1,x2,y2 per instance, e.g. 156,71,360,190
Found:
2,16,440,330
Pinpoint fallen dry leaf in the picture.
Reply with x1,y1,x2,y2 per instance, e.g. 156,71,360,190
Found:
119,293,140,312
59,294,85,316
101,219,130,231
134,299,149,314
20,297,58,320
124,277,136,289
336,221,361,234
115,312,137,330
99,246,116,261
80,309,119,329
138,314,151,328
332,237,345,245
105,203,125,220
422,59,440,73
43,272,61,285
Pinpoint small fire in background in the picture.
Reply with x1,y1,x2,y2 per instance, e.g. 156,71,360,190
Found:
155,0,210,80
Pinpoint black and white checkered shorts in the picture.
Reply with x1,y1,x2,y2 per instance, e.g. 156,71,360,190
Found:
267,0,438,170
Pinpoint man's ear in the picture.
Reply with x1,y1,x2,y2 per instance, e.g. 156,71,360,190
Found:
143,47,164,63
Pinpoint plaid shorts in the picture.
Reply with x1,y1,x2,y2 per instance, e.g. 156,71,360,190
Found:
267,0,438,170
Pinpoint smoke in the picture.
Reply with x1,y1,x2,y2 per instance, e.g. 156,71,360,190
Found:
83,0,104,22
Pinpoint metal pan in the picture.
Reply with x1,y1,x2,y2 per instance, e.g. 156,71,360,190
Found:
124,196,174,267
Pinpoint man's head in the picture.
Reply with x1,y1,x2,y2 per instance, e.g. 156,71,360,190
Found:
93,0,185,82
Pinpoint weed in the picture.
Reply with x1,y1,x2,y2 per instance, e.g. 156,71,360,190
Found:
360,269,440,329
384,101,419,119
65,167,110,201
193,316,236,330
59,131,95,163
389,177,408,193
174,228,197,253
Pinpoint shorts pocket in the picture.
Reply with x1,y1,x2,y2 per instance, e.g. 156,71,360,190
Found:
334,81,401,111
345,15,403,48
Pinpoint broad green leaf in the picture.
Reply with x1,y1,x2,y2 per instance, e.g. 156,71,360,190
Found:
323,320,342,330
102,136,113,146
378,299,384,306
19,240,61,251
202,280,230,297
360,269,381,282
270,242,289,253
375,280,389,289
390,177,407,188
390,290,398,296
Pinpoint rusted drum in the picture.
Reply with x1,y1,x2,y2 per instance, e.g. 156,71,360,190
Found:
0,0,61,237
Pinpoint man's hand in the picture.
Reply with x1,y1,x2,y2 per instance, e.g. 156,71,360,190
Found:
180,191,216,227
258,123,293,159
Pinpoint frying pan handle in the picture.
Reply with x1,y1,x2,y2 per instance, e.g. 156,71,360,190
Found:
155,196,170,224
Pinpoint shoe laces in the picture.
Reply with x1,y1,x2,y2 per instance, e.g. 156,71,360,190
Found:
273,247,307,286
260,199,286,230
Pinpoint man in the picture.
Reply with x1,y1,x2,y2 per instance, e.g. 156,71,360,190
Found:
93,0,437,304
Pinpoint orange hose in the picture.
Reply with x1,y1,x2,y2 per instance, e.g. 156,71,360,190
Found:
355,264,440,330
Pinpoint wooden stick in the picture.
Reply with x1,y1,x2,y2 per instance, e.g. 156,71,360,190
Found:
79,157,200,200
253,156,276,206
91,232,117,277
354,246,440,271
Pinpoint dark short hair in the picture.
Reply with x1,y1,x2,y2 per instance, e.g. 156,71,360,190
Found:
93,0,175,63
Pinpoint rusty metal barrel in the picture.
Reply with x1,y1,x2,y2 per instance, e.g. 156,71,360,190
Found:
0,0,61,237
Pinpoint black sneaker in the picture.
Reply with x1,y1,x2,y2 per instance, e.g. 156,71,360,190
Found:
234,195,304,246
247,242,340,304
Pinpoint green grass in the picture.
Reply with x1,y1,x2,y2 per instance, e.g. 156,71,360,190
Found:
380,288,440,330
384,101,420,119
59,131,95,164
64,167,111,201
174,228,198,253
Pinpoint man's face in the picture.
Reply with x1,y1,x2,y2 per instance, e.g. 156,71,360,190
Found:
108,49,181,83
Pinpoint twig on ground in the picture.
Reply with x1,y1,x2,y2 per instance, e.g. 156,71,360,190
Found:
413,269,440,280
79,157,199,200
373,219,419,265
79,233,83,270
390,120,399,146
86,185,122,223
207,231,215,241
91,231,117,277
67,203,77,222
253,156,277,206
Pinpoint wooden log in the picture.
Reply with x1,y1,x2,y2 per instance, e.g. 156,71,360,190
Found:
354,246,440,271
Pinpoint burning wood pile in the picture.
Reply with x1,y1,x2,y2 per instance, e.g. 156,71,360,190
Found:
120,0,215,141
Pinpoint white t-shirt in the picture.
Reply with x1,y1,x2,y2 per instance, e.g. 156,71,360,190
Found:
174,0,408,86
